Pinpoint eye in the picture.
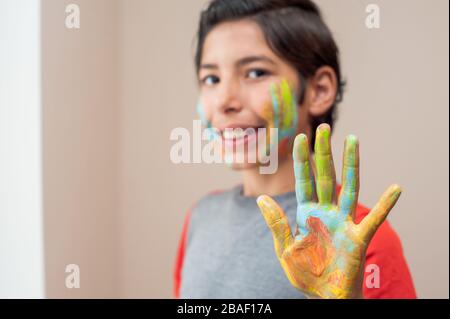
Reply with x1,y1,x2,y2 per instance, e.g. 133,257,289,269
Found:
247,69,269,79
201,75,220,86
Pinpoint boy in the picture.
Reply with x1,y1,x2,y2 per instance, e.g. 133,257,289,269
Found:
174,0,416,298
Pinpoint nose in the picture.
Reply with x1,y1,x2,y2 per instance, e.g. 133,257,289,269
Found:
215,78,243,115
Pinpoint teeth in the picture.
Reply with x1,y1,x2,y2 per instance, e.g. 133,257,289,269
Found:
222,128,255,140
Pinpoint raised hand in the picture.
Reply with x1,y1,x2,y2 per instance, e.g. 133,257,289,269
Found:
256,124,402,299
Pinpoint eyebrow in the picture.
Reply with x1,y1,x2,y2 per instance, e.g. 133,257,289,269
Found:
199,55,276,70
237,55,276,67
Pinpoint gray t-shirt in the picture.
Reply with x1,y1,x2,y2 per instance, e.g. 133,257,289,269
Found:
180,184,306,299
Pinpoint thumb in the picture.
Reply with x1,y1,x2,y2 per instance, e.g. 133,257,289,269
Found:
357,184,402,243
257,195,294,259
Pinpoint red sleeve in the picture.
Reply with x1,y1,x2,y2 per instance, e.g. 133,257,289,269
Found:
173,209,192,299
172,189,224,298
354,203,417,299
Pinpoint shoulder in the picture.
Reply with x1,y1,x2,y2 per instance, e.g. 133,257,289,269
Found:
190,187,229,218
173,187,233,298
194,187,232,210
185,185,240,230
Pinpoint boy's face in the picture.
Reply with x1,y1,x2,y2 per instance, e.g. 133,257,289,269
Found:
197,19,310,170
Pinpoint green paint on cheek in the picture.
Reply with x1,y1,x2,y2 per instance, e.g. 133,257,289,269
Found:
270,78,299,141
280,79,294,128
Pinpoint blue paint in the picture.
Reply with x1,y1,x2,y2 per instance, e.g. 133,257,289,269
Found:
340,167,357,215
294,163,313,204
196,100,220,141
270,85,280,130
296,205,346,236
277,86,298,141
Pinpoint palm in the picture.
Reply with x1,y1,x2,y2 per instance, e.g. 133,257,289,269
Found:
257,124,402,299
287,203,363,298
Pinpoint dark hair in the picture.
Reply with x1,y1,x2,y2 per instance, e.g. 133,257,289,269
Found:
194,0,345,149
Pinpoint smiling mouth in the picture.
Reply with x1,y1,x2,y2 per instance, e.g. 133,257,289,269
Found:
219,125,266,147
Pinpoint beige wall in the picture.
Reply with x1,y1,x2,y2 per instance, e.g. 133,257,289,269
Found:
42,0,449,298
42,0,119,298
115,0,218,298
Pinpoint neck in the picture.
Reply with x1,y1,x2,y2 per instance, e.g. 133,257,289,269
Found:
241,155,296,197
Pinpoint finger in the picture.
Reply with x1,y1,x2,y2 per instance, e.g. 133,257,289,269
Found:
257,195,294,259
338,135,360,219
357,184,402,243
293,134,315,204
314,123,336,205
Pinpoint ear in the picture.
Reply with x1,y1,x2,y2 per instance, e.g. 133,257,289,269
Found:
303,66,338,117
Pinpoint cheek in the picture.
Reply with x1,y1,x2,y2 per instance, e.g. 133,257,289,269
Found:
246,86,276,123
197,94,215,123
258,79,300,156
271,79,299,133
255,101,273,124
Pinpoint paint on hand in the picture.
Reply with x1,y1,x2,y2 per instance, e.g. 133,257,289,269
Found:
257,125,403,299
